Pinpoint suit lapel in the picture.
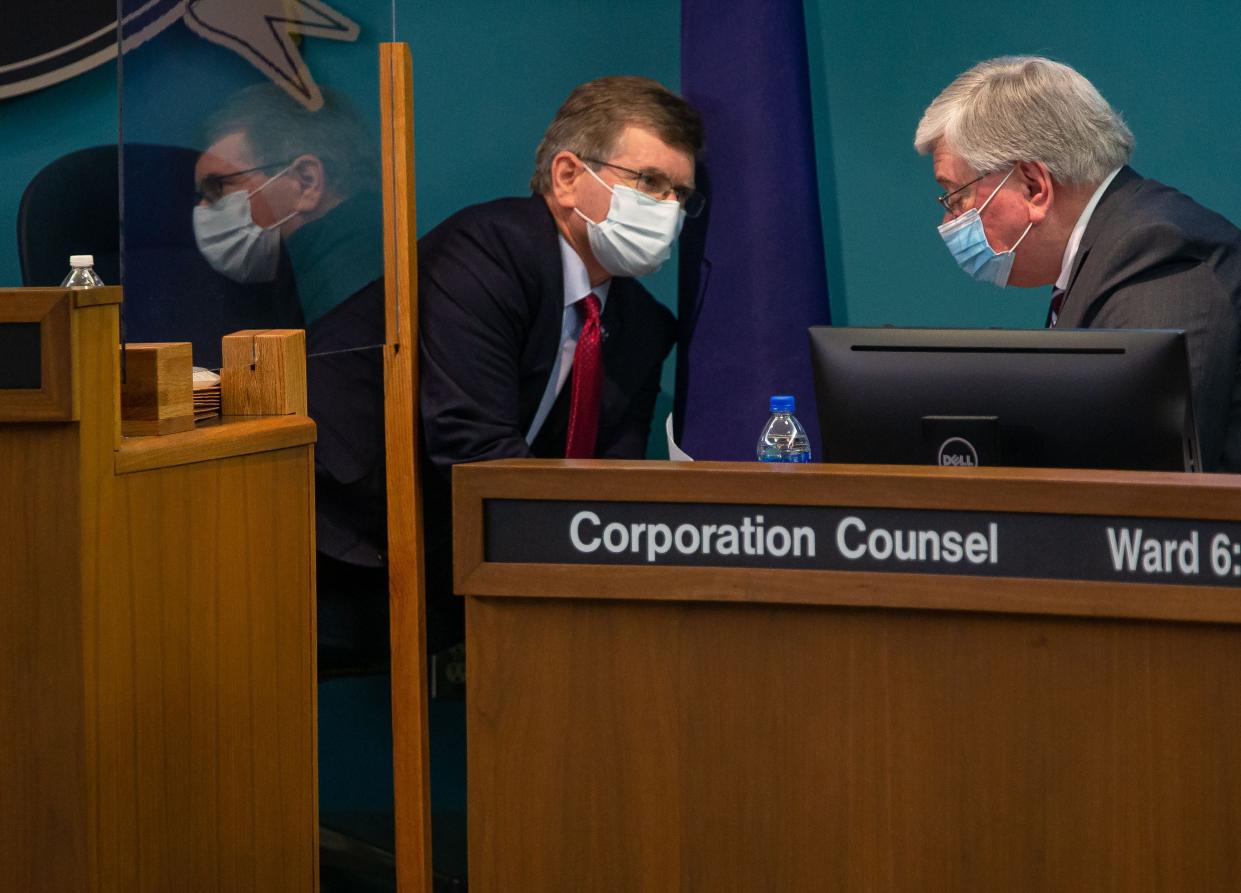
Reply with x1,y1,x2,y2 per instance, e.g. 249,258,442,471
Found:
1058,166,1139,327
520,195,569,426
600,279,626,366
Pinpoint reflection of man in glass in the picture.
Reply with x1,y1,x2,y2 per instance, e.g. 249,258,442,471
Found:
193,83,382,322
194,84,389,660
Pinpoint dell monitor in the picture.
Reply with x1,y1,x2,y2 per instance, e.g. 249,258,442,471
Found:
808,327,1199,472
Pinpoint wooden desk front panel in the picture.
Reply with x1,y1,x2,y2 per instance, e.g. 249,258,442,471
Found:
468,593,1241,893
2,293,318,891
0,422,88,893
89,444,317,892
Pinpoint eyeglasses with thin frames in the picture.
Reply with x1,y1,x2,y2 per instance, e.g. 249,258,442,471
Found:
936,173,987,219
581,157,706,218
194,159,294,205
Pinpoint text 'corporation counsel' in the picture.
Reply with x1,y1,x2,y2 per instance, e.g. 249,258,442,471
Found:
566,511,1001,566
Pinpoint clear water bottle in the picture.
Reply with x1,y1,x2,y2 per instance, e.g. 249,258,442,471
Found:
757,395,812,463
61,254,105,288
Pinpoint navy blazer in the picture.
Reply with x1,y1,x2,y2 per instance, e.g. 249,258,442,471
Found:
419,194,676,473
417,194,676,649
1057,166,1241,470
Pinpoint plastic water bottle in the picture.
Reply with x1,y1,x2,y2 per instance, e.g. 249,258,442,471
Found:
61,254,105,288
757,395,812,462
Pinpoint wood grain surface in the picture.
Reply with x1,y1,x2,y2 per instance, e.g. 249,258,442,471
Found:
459,459,1241,892
0,287,76,420
454,460,1241,625
467,591,1241,892
454,459,1241,521
381,40,433,893
120,341,193,422
70,284,124,308
0,419,88,892
115,414,316,475
2,295,318,891
92,444,317,891
220,329,308,417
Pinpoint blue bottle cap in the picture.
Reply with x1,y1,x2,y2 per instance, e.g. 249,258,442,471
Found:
770,395,795,413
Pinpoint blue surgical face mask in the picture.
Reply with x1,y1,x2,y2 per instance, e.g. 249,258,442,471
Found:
937,166,1033,287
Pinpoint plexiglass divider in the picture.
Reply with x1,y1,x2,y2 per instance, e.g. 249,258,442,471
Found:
3,0,120,293
116,0,404,885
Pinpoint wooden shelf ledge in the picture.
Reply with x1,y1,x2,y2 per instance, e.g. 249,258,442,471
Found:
114,414,316,475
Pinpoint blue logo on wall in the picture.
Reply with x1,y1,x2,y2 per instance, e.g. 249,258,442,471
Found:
1,0,358,110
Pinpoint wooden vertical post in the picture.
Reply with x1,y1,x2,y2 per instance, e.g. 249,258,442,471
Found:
379,41,433,893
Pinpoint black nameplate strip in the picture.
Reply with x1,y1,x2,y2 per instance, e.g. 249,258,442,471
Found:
485,500,1241,588
0,322,40,389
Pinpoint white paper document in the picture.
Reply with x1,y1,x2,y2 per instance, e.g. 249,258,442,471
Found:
665,411,693,461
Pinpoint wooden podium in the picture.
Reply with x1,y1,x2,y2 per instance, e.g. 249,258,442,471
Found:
0,288,318,891
455,459,1241,892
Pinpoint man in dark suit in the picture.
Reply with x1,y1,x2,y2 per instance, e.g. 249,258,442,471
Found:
915,56,1241,471
195,84,390,665
418,76,704,650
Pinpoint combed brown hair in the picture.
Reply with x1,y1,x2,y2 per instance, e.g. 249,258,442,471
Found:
530,76,704,194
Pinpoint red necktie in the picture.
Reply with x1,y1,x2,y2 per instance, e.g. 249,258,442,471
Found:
564,294,603,458
1046,287,1066,328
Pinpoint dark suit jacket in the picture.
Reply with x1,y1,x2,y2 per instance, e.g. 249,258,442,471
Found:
289,193,388,568
417,194,676,648
306,278,387,568
1058,166,1241,470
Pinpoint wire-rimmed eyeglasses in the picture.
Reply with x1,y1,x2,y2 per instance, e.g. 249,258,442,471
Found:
582,157,706,218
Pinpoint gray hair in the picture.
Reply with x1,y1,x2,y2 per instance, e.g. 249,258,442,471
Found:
914,56,1134,185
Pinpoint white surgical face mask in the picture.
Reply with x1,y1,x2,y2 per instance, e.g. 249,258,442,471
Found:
937,166,1033,288
193,167,297,283
574,164,685,278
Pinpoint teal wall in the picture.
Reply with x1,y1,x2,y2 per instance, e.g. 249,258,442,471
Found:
397,2,681,453
4,2,1241,345
6,0,1241,832
805,0,1241,329
0,2,679,279
0,61,118,284
400,2,679,255
0,0,680,449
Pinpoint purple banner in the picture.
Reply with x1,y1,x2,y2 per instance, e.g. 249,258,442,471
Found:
676,0,831,460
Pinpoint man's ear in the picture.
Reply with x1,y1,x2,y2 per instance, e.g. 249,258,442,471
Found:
288,154,327,212
548,150,582,209
1019,160,1054,224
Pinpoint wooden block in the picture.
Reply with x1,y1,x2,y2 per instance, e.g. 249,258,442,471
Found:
220,330,307,417
120,342,193,436
120,416,195,437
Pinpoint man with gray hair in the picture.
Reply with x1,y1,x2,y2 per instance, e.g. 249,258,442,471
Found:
916,55,1241,471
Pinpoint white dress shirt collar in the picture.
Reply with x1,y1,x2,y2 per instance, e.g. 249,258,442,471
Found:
1055,166,1122,290
560,234,610,310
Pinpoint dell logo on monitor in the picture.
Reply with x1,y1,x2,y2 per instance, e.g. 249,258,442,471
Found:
937,437,979,467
